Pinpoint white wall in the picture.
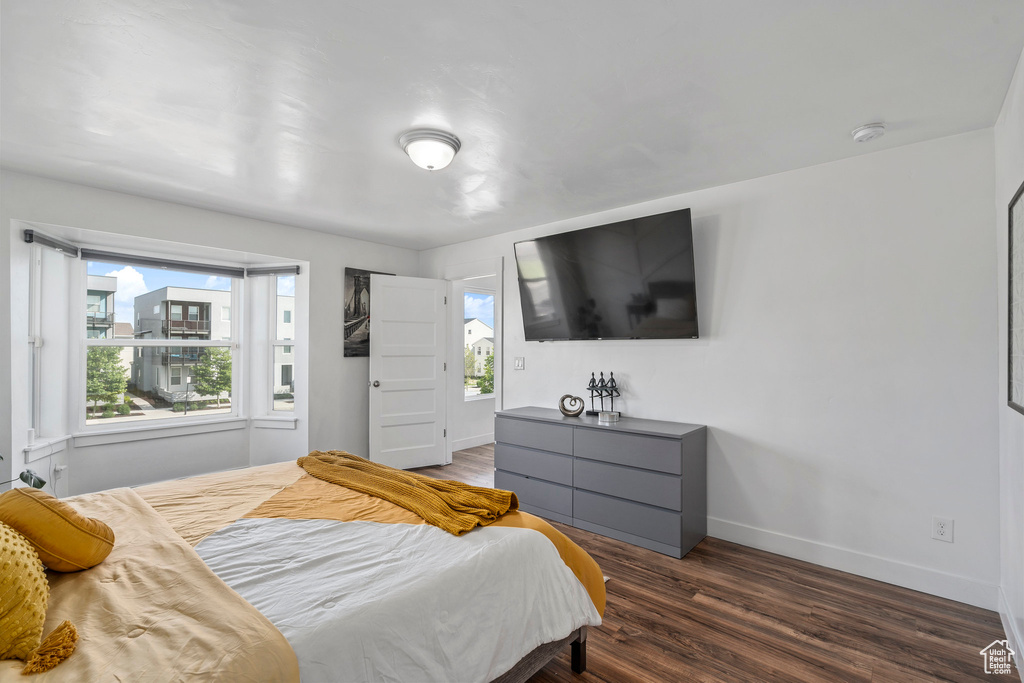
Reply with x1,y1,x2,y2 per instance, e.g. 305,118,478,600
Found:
420,130,1001,608
994,45,1024,669
2,170,419,492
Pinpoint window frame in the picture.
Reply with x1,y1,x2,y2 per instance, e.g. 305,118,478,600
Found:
463,286,496,402
270,274,297,414
76,256,243,434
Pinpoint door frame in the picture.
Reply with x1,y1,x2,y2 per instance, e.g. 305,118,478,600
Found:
444,258,503,464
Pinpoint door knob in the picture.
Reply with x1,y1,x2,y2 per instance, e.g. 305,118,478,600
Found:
372,380,380,388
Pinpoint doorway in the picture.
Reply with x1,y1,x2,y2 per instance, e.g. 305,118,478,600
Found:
445,258,503,460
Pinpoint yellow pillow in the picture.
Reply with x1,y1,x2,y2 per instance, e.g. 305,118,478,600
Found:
0,521,47,660
0,489,114,572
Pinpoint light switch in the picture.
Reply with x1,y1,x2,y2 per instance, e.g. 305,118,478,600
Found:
513,357,525,370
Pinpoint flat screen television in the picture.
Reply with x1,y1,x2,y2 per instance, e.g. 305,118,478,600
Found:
514,207,698,341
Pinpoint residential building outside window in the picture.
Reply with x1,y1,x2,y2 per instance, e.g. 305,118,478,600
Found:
86,275,116,339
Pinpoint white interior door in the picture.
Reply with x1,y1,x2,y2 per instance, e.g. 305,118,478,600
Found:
368,274,447,469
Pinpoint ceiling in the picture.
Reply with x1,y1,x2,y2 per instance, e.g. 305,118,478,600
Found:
3,1,1023,250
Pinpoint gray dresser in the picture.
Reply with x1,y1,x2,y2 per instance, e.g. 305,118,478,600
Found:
494,407,707,558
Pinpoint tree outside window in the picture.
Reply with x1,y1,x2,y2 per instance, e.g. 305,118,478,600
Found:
191,347,232,407
478,355,494,394
86,347,128,417
464,346,475,382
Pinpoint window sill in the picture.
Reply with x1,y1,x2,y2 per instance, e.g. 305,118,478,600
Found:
73,416,247,447
24,436,72,462
464,393,496,403
252,416,298,430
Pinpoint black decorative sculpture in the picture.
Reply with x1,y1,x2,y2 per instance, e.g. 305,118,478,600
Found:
586,372,599,413
586,371,622,416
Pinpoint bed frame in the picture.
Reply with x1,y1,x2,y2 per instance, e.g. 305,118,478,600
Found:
491,627,587,683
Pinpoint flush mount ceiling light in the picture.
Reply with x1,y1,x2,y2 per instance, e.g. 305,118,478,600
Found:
399,129,461,171
851,122,886,143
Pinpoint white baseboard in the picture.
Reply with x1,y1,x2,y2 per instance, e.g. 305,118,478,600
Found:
451,433,494,453
998,588,1024,682
708,517,999,611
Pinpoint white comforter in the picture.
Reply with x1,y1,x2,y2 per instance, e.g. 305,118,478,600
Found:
196,518,601,683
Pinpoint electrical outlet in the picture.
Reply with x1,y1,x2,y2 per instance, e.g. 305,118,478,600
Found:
932,516,954,543
514,357,525,370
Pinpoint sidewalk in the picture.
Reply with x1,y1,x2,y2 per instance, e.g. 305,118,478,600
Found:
127,390,157,411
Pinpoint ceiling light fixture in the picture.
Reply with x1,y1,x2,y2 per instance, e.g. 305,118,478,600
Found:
399,129,461,171
851,122,886,143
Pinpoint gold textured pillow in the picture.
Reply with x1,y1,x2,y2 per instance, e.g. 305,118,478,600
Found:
0,521,47,660
0,489,114,572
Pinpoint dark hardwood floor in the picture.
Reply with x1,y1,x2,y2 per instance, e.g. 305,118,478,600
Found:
413,446,1010,682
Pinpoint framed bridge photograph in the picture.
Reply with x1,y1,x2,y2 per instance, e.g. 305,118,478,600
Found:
344,267,393,357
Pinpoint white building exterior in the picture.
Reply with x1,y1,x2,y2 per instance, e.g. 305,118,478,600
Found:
471,337,493,376
464,317,493,348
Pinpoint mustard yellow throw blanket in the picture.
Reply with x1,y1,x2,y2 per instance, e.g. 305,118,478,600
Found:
297,451,518,535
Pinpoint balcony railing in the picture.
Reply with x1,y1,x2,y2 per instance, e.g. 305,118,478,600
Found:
161,348,201,364
161,319,211,335
86,312,114,326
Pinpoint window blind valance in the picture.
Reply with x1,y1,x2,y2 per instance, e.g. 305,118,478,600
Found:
23,230,80,257
79,248,246,279
245,265,301,277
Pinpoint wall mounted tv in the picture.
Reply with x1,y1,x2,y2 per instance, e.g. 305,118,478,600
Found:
514,207,698,341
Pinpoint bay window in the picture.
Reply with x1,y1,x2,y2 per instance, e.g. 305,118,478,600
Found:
20,228,305,442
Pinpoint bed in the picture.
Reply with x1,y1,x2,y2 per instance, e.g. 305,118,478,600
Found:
0,457,605,682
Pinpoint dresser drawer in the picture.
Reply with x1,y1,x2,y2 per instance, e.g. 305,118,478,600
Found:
574,458,681,511
574,428,681,474
495,470,572,517
573,490,680,547
495,443,573,486
495,417,573,455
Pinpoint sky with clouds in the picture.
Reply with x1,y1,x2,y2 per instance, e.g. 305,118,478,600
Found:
464,292,494,327
88,261,232,326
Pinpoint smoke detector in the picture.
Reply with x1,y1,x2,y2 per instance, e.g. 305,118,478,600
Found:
851,123,886,143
